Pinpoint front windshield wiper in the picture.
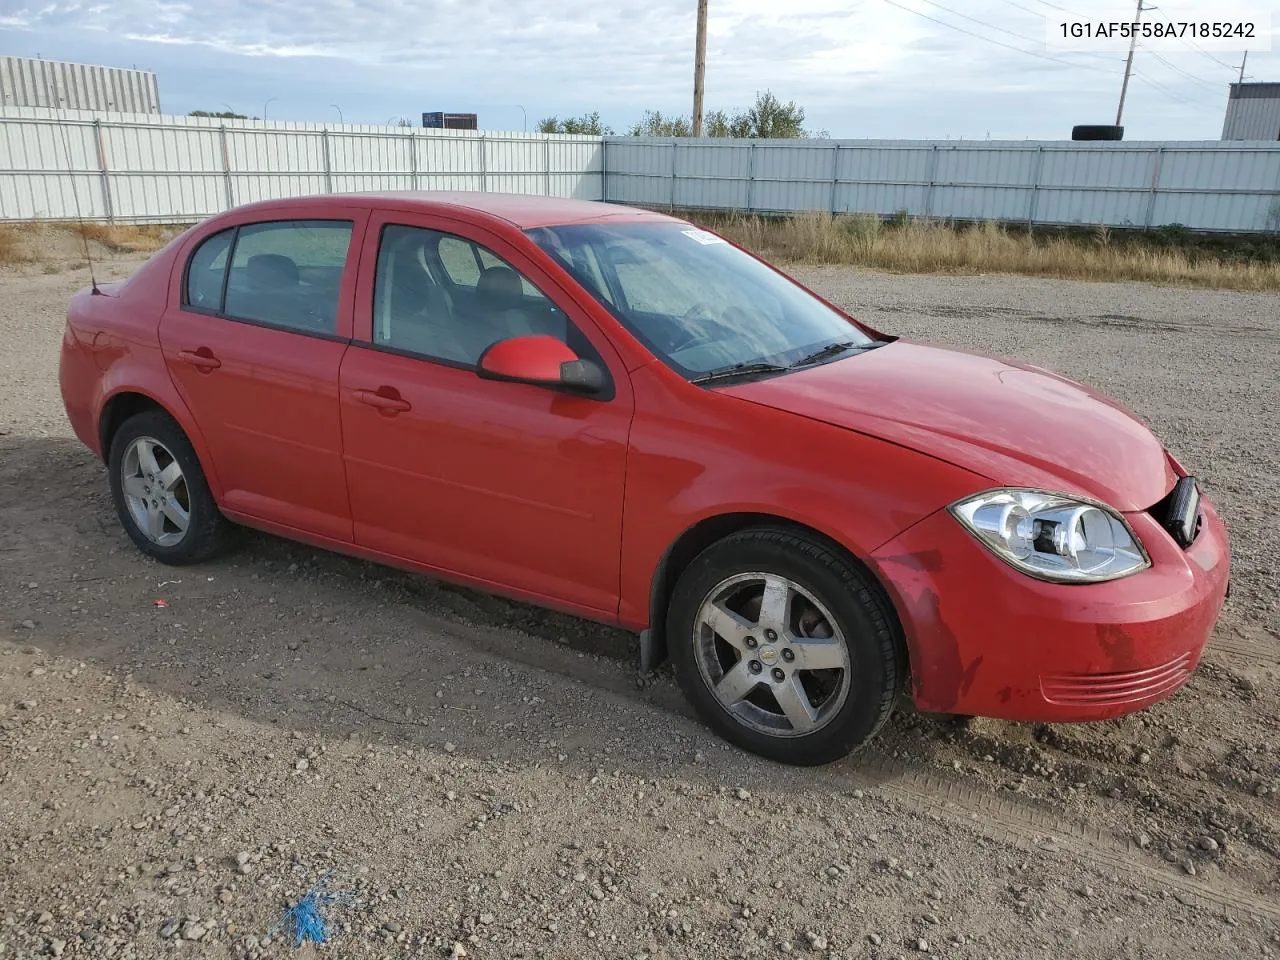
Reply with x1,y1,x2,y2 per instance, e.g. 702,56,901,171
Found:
689,361,792,386
792,340,884,368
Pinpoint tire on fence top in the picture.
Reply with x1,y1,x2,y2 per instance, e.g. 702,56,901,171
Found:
1071,124,1124,141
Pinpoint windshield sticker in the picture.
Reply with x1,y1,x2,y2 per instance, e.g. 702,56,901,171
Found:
681,229,726,245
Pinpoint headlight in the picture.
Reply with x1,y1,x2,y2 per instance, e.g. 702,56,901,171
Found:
949,489,1149,583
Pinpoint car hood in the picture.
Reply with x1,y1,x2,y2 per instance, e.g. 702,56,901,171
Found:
722,340,1175,512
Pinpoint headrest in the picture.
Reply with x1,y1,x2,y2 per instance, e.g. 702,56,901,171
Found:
246,253,299,290
476,265,523,309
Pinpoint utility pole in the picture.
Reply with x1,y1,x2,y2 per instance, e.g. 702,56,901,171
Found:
692,0,708,136
1115,0,1150,127
1237,50,1248,84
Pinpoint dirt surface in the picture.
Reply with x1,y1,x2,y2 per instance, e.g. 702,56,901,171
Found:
2,253,1278,960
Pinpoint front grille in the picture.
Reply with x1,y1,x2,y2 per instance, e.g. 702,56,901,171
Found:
1041,653,1192,706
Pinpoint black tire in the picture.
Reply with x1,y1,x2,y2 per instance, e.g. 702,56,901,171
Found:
1071,124,1124,141
107,410,232,565
666,527,905,766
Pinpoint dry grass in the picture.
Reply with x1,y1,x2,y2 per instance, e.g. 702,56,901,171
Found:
707,211,1280,292
73,223,172,254
0,224,28,265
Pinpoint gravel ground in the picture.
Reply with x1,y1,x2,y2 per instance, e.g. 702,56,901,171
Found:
2,252,1278,960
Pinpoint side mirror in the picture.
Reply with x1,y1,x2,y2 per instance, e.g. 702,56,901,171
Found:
476,335,605,395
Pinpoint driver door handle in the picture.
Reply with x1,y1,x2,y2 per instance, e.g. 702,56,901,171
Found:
354,388,412,413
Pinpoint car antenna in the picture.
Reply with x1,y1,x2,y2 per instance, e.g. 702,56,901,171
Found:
45,73,101,294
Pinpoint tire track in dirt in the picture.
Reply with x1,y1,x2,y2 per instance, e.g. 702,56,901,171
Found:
403,607,1280,926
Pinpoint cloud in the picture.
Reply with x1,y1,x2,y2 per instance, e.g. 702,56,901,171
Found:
1,0,1254,139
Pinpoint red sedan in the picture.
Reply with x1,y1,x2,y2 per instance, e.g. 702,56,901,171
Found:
58,193,1231,765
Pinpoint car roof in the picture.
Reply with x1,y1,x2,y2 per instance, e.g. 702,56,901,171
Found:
218,191,683,230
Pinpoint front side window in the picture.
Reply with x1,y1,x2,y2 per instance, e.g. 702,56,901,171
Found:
372,224,574,367
220,220,353,335
527,222,876,378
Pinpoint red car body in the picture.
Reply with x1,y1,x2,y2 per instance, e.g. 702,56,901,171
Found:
58,193,1230,727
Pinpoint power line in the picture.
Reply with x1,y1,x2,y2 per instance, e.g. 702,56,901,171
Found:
1130,71,1218,108
913,0,1118,62
1178,37,1237,71
881,0,1114,74
1141,45,1229,93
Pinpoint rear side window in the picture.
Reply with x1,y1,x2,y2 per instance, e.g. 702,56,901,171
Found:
184,228,234,313
222,221,353,335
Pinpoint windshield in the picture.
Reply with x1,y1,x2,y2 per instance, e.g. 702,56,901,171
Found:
525,222,875,378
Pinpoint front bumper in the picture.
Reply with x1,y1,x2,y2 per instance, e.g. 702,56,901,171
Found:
869,493,1230,722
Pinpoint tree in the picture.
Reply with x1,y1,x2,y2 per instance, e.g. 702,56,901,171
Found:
538,111,613,135
627,91,821,139
628,109,693,137
189,110,250,119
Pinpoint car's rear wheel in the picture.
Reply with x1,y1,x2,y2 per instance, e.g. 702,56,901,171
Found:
107,410,231,565
667,528,904,765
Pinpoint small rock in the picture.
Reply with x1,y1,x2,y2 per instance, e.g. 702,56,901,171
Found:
381,922,401,933
159,919,180,939
18,700,37,710
235,851,251,866
867,933,882,946
805,931,828,950
444,742,457,753
49,939,66,957
573,872,587,883
1137,752,1152,765
1136,832,1152,849
778,942,793,954
450,944,468,959
1182,859,1197,876
294,758,309,771
183,922,207,941
36,912,53,925
916,938,931,952
1198,836,1219,852
825,866,841,878
1080,885,1094,898
478,913,494,925
19,619,36,630
735,788,751,801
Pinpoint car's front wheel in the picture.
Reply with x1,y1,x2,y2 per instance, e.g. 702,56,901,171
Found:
667,528,905,766
107,410,231,565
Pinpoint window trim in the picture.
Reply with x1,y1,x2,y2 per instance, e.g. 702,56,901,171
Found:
368,221,617,402
179,218,356,341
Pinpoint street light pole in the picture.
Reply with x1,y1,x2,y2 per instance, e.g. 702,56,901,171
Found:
263,97,278,121
330,104,343,124
516,104,527,131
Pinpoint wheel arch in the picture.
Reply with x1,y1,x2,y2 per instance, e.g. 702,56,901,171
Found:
641,512,908,676
97,387,224,501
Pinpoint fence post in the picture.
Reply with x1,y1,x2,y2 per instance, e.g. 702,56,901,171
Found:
1027,144,1045,226
409,130,418,191
480,134,488,192
321,129,333,194
829,143,841,214
1144,145,1165,229
924,144,940,220
544,136,553,197
218,125,234,211
670,139,678,210
599,137,607,202
745,141,756,211
92,119,114,223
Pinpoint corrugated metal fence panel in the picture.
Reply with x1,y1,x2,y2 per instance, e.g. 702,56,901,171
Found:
602,136,1280,233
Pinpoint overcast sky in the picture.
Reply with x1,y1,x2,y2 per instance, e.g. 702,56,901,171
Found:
1,0,1275,139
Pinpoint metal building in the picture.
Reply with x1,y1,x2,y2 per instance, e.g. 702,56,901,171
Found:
1221,82,1280,141
0,56,161,114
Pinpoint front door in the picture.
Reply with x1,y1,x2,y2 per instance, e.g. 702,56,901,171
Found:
159,213,366,541
338,214,633,616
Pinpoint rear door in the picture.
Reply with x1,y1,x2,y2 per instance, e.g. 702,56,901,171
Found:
337,212,634,616
159,209,367,541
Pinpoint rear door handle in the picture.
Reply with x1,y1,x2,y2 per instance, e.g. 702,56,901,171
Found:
176,348,221,371
354,388,411,413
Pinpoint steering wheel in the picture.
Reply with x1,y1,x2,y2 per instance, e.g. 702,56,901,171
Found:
669,302,721,352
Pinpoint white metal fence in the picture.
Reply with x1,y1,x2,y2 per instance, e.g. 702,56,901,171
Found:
4,107,1280,233
604,138,1280,233
0,107,603,223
